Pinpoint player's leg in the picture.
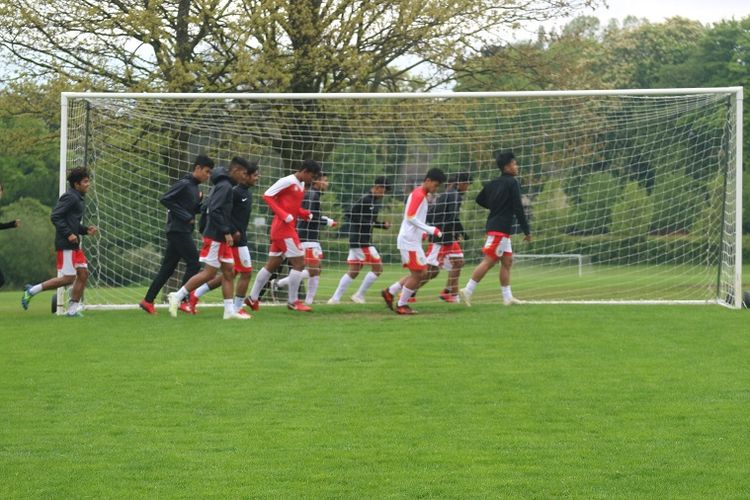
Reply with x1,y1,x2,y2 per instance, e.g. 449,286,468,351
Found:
499,252,521,305
176,232,201,287
329,250,363,304
352,247,382,303
219,253,248,319
304,246,322,305
391,248,427,313
396,268,425,314
142,235,182,306
441,255,463,302
23,250,77,310
284,237,309,311
229,246,253,315
247,243,285,307
460,233,506,306
168,238,221,317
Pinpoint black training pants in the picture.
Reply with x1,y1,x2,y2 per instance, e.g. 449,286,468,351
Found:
144,232,200,302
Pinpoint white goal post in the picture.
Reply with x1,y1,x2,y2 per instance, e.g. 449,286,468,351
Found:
58,87,743,311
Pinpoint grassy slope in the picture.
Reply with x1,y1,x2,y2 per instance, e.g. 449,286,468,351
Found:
1,291,749,497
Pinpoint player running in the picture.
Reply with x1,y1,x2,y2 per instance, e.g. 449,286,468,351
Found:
423,172,472,303
273,173,336,306
139,155,213,314
245,159,322,312
328,176,392,304
189,161,260,316
459,151,531,306
381,168,446,315
22,168,97,317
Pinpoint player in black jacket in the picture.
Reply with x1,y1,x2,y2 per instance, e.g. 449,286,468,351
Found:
274,174,337,305
22,168,97,316
328,176,391,304
459,151,531,306
190,161,260,316
422,172,472,303
139,155,214,314
167,157,254,320
0,182,20,288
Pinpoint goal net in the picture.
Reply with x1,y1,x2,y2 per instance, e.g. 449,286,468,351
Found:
59,89,743,310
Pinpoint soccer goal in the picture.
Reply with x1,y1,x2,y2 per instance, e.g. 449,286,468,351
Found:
59,88,743,311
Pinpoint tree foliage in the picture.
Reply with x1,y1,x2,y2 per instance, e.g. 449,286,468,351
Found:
0,0,598,93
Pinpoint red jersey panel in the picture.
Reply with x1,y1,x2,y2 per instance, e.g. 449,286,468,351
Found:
263,174,307,240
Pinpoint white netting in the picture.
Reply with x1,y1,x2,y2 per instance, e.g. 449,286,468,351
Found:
61,90,742,308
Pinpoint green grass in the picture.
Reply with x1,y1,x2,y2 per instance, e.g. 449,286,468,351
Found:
58,261,747,307
1,291,749,497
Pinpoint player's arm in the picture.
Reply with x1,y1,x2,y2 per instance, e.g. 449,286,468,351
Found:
50,193,77,241
297,189,315,221
475,184,490,209
0,220,19,230
209,182,234,240
371,200,390,229
405,191,440,236
262,177,294,222
159,180,194,222
511,180,531,240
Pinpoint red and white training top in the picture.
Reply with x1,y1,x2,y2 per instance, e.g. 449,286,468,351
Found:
397,186,439,249
263,174,310,240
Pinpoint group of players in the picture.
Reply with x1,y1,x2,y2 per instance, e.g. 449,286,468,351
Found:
18,150,531,317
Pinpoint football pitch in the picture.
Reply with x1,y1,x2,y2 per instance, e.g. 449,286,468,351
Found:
1,288,749,497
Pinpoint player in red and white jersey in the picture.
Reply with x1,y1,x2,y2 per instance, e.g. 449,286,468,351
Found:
245,159,322,312
381,168,446,315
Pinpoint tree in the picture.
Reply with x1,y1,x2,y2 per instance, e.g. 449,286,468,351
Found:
0,197,55,288
569,171,620,235
454,16,605,92
594,17,705,89
0,0,600,93
610,181,651,240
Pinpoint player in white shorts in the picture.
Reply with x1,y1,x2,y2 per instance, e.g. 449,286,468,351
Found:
381,168,446,315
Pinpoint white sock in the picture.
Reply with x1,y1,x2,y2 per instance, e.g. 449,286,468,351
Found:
277,269,309,288
355,272,378,298
67,301,79,314
305,276,320,305
388,282,403,295
194,283,211,298
287,269,304,304
276,276,289,288
398,287,414,307
234,296,244,311
223,299,234,315
175,286,189,301
249,268,272,301
502,285,512,301
331,274,353,301
465,279,478,294
29,284,43,295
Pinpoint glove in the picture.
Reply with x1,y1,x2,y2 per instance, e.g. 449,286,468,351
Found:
284,214,294,224
323,216,337,228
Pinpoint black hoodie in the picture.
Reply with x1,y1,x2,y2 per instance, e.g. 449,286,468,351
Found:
160,174,202,234
51,187,90,250
475,174,530,235
203,167,237,241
